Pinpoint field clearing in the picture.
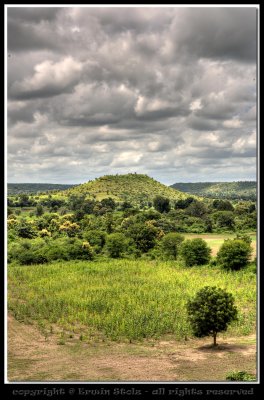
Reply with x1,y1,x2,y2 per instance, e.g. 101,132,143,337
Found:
8,259,256,342
184,232,256,257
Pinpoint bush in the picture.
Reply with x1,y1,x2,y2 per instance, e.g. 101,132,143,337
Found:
216,239,252,271
187,286,238,346
83,230,106,253
8,238,49,265
125,222,158,253
153,196,170,213
161,233,185,260
106,233,128,258
15,221,37,238
8,237,94,264
179,238,211,266
226,371,255,381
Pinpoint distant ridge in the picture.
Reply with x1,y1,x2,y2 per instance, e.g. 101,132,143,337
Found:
8,183,76,195
170,181,256,201
65,173,191,204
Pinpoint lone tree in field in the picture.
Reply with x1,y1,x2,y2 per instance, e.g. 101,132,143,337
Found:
187,286,238,346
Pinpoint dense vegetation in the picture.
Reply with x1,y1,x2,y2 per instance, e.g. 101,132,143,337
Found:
7,175,256,266
7,174,257,343
65,173,190,204
170,181,256,201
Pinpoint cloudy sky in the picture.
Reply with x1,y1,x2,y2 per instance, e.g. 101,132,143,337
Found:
7,6,257,185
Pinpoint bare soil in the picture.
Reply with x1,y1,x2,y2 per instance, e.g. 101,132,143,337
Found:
7,315,257,382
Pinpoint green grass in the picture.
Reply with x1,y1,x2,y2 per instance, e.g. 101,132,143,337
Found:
8,259,256,342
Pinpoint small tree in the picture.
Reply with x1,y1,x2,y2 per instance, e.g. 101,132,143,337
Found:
161,233,185,259
179,238,211,266
216,239,252,271
187,286,238,346
153,196,170,213
106,233,127,258
36,204,44,217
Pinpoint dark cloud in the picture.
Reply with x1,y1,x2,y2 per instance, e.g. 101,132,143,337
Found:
171,8,257,63
7,6,257,184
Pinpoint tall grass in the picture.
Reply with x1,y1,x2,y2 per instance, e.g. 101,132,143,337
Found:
8,260,256,341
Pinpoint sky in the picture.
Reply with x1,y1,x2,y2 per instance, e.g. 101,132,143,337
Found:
6,6,258,185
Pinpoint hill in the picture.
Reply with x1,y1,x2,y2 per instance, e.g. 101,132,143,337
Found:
8,183,76,195
170,181,256,201
65,173,190,204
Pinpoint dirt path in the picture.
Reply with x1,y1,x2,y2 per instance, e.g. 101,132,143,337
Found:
7,315,256,382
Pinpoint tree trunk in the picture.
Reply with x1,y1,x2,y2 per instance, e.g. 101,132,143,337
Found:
213,332,217,346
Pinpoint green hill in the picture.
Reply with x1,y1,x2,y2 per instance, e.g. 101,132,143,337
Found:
65,173,190,204
170,181,256,201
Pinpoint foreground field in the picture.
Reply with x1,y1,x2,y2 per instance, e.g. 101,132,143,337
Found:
8,315,256,382
8,259,256,341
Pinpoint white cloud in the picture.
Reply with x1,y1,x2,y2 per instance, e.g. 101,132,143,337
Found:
223,118,243,128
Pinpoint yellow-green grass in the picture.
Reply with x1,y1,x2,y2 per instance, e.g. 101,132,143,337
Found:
184,232,256,258
8,259,256,342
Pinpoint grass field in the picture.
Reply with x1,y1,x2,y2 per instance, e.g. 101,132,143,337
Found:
8,259,256,342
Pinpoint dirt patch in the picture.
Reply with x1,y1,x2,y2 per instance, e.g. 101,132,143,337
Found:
7,315,257,382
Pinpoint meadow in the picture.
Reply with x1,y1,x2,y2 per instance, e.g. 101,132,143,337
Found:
8,259,256,342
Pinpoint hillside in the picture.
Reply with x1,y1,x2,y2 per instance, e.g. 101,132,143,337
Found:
8,183,76,195
65,173,190,204
170,181,256,201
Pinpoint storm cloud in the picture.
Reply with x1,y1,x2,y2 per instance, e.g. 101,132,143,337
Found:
7,6,257,184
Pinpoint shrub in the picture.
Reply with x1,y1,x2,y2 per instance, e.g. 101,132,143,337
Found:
226,371,255,381
83,230,106,253
216,239,252,271
179,238,211,266
126,222,158,253
106,233,128,258
153,196,170,213
15,221,37,238
187,286,238,346
161,233,185,259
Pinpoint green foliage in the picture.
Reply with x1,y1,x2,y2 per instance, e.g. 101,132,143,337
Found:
83,230,106,253
216,239,252,271
15,220,37,239
212,199,234,211
8,260,255,341
226,371,255,381
8,183,75,195
66,174,189,205
36,205,44,217
185,200,208,217
161,233,185,260
125,222,158,253
171,181,256,201
187,286,238,345
179,238,211,267
212,211,235,230
105,233,128,258
8,237,94,265
175,197,194,209
153,195,171,213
